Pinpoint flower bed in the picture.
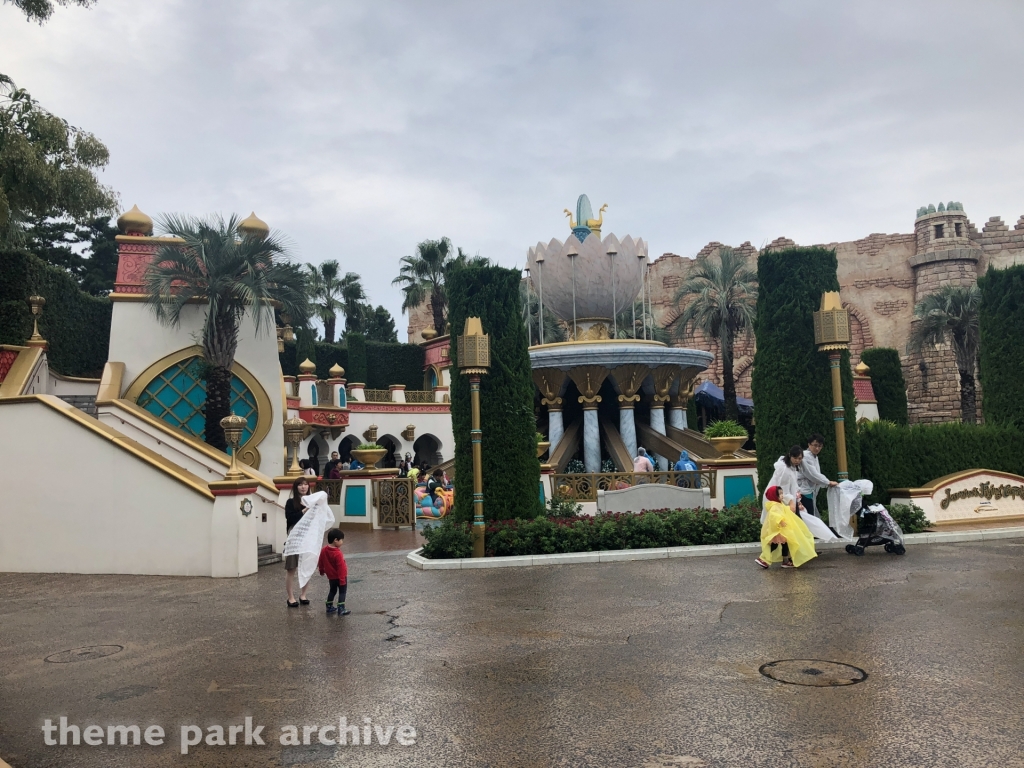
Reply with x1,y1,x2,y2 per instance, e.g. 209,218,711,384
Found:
421,502,763,559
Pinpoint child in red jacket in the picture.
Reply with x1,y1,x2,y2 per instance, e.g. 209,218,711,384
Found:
317,529,349,615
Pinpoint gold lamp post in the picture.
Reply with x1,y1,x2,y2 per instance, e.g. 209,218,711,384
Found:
813,292,852,480
26,295,47,348
283,417,309,476
458,317,490,558
221,414,248,480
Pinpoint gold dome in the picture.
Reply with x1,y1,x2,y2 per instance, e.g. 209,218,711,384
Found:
421,327,438,340
328,363,345,378
298,358,316,374
117,204,153,235
855,361,870,376
238,211,270,239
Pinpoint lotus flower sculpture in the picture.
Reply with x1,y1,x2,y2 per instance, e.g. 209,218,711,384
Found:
527,233,648,339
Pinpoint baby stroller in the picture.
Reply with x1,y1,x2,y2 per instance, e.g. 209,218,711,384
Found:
846,503,906,556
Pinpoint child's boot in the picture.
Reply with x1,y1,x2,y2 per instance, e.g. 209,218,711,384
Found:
326,603,337,614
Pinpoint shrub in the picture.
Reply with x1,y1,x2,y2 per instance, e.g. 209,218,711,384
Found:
365,339,424,389
860,419,1024,503
752,246,859,492
546,495,582,519
448,264,542,521
979,263,1024,428
860,348,908,425
356,443,382,450
704,419,747,438
295,327,317,368
345,332,367,383
0,249,111,377
566,458,585,474
419,500,763,558
886,503,930,534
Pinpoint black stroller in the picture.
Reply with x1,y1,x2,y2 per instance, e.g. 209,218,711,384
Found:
845,503,906,556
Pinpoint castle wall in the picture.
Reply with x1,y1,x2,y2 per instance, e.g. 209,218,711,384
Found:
646,204,1024,424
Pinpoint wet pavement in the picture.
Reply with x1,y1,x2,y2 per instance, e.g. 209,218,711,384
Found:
1,539,1022,768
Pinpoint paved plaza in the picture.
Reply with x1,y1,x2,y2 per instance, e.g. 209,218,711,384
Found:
1,539,1022,768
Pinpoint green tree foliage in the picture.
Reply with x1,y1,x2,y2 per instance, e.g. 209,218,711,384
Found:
143,214,308,450
910,284,981,424
0,76,117,243
294,327,317,369
5,0,94,24
978,264,1024,427
393,237,485,334
20,214,118,295
860,420,1024,503
448,264,542,522
751,246,859,492
520,280,567,344
304,260,344,343
860,348,908,425
0,248,110,376
356,303,397,342
671,248,757,420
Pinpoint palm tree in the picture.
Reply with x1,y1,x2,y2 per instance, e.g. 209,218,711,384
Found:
144,214,309,450
671,248,757,420
910,284,981,424
393,237,484,334
615,301,671,344
520,280,567,344
305,260,343,343
339,272,366,334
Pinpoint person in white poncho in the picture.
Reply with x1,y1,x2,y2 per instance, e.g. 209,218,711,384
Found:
763,444,841,543
282,491,336,601
798,432,838,520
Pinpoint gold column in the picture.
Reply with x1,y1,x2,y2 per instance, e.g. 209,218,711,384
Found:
459,317,490,558
813,292,852,480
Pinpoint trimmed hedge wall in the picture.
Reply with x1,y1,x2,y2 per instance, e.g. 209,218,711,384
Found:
860,419,1024,503
979,263,1024,428
279,338,424,388
448,264,542,522
0,249,111,377
860,347,908,425
345,332,367,384
751,246,859,493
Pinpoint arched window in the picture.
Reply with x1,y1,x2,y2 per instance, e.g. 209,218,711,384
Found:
136,356,258,444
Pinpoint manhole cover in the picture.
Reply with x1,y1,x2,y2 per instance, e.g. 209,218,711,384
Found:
45,646,124,663
759,659,866,687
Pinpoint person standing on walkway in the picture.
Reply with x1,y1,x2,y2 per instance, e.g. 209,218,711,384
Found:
633,447,654,473
284,478,310,607
318,529,349,615
798,433,838,519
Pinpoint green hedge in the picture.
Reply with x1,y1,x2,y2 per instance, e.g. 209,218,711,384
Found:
0,249,111,377
860,420,1024,503
421,502,762,558
979,264,1024,428
448,264,542,522
860,348,908,425
751,246,859,492
345,332,367,383
294,327,317,369
366,339,424,389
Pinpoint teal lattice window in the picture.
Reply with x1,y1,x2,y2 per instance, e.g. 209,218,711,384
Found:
137,357,258,445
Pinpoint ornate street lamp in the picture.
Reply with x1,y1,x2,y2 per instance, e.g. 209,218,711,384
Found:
813,291,852,480
607,244,618,338
221,413,249,480
566,241,579,340
283,416,309,476
26,295,47,348
458,317,490,558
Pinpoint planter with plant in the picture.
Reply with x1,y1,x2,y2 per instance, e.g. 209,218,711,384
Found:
351,443,388,467
704,419,748,456
536,432,550,459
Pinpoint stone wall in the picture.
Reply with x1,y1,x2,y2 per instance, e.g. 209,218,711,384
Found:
645,204,1024,424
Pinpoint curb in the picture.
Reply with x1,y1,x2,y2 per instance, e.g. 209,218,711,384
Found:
405,526,1024,570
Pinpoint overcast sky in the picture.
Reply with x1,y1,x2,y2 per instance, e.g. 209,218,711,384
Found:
3,0,1024,334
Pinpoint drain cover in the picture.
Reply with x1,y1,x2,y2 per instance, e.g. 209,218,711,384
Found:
45,645,124,663
759,659,866,687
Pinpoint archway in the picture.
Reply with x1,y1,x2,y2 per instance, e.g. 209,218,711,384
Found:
338,435,359,463
306,432,328,475
378,434,401,469
414,433,442,467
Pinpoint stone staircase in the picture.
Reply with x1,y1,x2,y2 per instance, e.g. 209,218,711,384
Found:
58,395,98,417
258,543,282,567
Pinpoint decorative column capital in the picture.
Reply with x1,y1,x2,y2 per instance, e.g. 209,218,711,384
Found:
611,364,649,401
541,396,563,410
578,394,602,409
568,365,610,402
617,393,640,409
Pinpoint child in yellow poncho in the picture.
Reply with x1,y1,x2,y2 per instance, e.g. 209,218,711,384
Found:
756,485,817,569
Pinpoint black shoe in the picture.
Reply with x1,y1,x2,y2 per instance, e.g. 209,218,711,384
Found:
299,599,310,605
326,605,336,614
338,608,351,616
287,600,299,608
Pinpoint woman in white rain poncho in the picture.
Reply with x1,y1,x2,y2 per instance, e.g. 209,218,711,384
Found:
282,491,336,593
763,444,840,542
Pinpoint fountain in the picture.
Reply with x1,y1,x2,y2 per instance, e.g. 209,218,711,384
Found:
527,195,714,474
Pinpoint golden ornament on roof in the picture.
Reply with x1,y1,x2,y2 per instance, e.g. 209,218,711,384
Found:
116,204,153,235
238,211,270,239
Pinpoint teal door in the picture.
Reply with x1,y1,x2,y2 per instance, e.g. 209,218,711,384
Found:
344,485,367,517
